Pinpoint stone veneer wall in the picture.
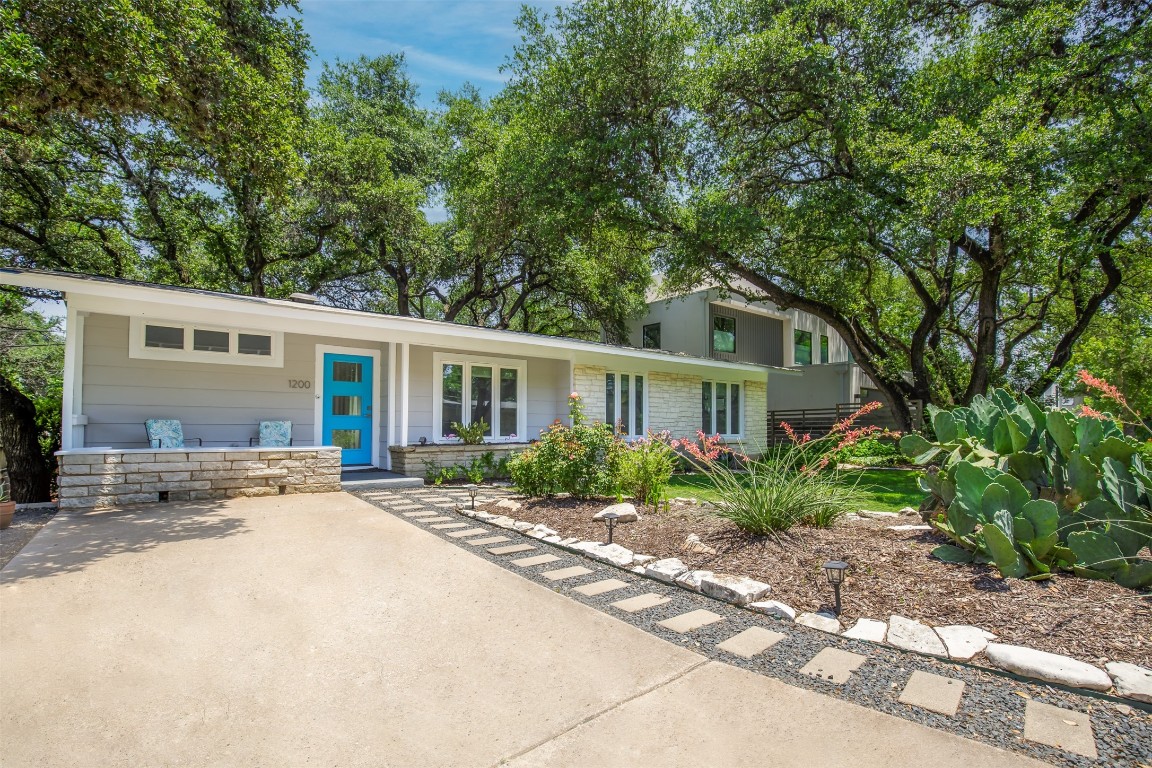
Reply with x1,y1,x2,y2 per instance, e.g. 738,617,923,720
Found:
56,447,342,510
572,364,607,423
743,379,768,449
389,444,524,477
648,371,703,439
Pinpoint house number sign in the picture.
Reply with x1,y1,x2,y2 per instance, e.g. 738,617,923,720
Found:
288,379,311,389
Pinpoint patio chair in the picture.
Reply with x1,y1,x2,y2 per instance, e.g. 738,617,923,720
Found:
145,419,202,449
250,420,293,447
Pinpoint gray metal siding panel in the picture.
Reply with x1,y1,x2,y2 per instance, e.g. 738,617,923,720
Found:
708,304,783,366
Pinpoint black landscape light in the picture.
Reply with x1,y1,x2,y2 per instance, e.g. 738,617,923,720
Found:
822,560,849,616
466,484,479,510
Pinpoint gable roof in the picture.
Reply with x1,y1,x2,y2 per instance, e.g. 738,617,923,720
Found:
1,268,798,376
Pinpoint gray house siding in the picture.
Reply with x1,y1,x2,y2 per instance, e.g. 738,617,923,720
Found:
708,304,784,366
80,313,388,449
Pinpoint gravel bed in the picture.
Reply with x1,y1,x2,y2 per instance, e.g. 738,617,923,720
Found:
0,506,57,569
356,488,1152,768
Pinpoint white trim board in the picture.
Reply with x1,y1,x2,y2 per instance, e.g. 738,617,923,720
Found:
314,344,382,468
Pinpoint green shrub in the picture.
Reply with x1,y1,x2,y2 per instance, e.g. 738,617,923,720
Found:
617,433,678,507
508,393,624,498
450,420,488,445
834,436,902,467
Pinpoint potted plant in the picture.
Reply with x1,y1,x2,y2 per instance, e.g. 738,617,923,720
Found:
0,466,14,530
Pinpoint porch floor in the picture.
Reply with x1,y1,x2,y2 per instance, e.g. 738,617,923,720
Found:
340,469,425,489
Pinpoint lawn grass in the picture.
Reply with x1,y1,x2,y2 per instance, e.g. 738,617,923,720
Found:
665,468,925,513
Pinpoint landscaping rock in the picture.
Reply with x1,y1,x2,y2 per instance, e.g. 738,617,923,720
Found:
899,506,918,516
1105,662,1152,703
675,570,714,592
683,533,717,556
581,543,635,568
643,558,689,585
887,524,931,531
857,509,900,519
795,612,841,634
984,644,1112,691
556,537,581,548
471,511,495,521
697,573,771,606
886,615,946,657
842,618,887,643
632,554,656,566
526,524,558,539
749,600,796,621
542,535,562,543
934,625,996,662
488,515,518,530
593,502,639,523
496,499,522,512
512,521,535,532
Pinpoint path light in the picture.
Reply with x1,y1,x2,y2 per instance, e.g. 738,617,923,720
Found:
822,560,849,616
466,484,479,510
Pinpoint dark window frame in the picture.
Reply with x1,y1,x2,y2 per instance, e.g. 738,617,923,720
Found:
642,323,661,349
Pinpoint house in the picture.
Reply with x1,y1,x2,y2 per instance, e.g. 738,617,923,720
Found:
624,284,877,405
0,269,798,508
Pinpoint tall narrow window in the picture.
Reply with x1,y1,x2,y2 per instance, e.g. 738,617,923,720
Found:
500,368,519,438
606,372,646,438
794,330,813,365
702,380,742,437
713,316,736,354
642,323,661,349
470,366,494,436
442,364,463,437
820,334,830,364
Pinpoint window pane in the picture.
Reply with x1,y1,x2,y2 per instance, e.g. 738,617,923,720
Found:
500,368,518,438
605,373,615,425
716,383,728,435
713,316,736,354
441,364,463,437
332,361,363,382
794,330,813,365
331,429,361,450
239,333,272,356
332,395,361,416
702,381,713,434
470,365,493,436
642,323,661,349
634,375,645,435
820,335,829,364
193,328,230,353
731,384,741,435
145,324,184,349
620,374,631,435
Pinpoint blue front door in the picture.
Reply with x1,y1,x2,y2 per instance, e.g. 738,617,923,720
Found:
323,353,373,465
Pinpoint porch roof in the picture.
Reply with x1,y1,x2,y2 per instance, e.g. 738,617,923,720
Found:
2,268,798,377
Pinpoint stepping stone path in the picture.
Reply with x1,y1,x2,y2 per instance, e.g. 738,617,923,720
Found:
716,627,785,659
513,554,562,567
610,594,671,613
800,647,867,684
355,488,1145,767
657,609,725,634
898,671,965,716
572,579,630,596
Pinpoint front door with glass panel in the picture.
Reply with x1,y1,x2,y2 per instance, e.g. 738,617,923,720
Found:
323,353,373,465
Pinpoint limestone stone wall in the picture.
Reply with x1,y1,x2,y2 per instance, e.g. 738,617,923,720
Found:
572,364,607,424
742,379,768,450
389,444,523,478
55,447,341,509
648,371,703,440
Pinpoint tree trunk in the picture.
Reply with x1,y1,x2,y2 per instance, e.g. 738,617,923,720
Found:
0,372,53,503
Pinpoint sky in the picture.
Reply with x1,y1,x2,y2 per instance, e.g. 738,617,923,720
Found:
296,0,563,108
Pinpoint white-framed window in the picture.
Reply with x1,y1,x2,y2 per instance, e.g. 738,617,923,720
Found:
433,352,527,442
701,381,742,437
128,317,283,367
605,372,646,438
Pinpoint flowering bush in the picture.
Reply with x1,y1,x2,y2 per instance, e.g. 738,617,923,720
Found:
617,432,679,507
508,393,624,498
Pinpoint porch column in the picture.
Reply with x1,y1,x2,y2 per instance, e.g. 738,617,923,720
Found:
60,307,87,450
385,342,396,469
399,342,410,448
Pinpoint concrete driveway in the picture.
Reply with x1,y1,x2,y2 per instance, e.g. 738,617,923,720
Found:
1,493,1043,767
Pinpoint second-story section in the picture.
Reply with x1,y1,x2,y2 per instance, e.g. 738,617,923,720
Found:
625,285,851,369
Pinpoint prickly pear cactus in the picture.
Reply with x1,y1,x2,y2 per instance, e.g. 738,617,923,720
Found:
901,389,1152,588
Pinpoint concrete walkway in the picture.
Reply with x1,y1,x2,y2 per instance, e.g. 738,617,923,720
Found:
1,493,1044,768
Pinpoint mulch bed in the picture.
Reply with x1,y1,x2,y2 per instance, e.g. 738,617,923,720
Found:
486,497,1152,669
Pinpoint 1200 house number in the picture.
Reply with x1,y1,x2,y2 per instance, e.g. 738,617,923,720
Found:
288,379,311,389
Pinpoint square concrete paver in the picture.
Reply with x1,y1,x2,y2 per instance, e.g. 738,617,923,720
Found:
716,627,786,659
610,594,672,613
402,510,438,517
446,528,489,538
657,609,725,634
467,536,511,547
1023,701,1097,759
898,671,966,716
799,647,867,684
572,579,630,596
417,516,454,524
513,554,562,568
430,522,470,530
488,544,537,555
392,504,424,511
541,566,594,581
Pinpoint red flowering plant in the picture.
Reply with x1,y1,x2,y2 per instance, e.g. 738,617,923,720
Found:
1076,370,1150,438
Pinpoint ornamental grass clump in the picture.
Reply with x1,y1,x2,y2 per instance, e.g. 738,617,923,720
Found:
681,404,889,535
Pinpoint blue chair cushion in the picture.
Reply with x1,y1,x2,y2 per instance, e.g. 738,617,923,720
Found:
146,419,185,449
259,421,292,447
